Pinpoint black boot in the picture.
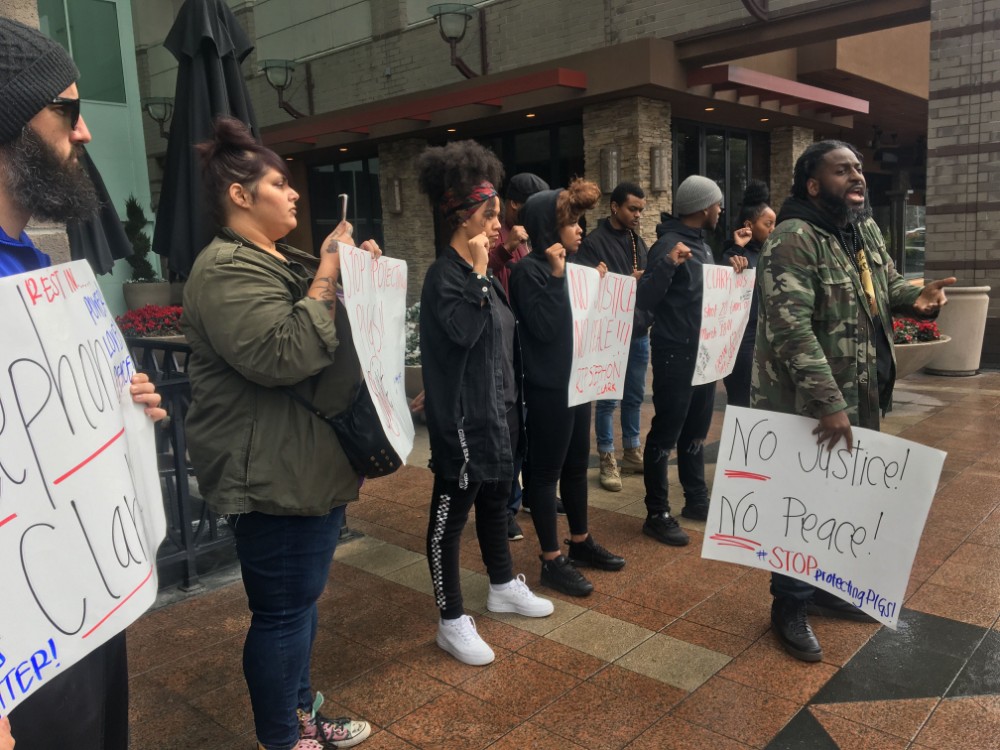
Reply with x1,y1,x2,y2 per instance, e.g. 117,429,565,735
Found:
808,589,877,622
540,555,594,597
771,597,822,662
566,535,625,571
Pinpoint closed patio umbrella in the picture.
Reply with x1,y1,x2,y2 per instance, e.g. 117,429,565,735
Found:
152,0,258,280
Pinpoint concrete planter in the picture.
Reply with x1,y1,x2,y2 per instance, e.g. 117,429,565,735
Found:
123,281,171,310
404,365,423,399
895,335,952,379
925,286,991,376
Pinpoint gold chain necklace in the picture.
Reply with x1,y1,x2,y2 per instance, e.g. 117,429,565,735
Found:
629,229,638,271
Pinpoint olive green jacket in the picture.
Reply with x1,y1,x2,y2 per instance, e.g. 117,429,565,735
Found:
751,217,921,430
181,232,361,516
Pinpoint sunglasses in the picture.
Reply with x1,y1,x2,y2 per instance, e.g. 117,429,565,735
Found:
49,96,81,130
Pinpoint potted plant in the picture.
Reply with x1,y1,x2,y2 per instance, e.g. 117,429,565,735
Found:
115,304,184,339
122,196,171,310
892,316,951,379
404,302,423,398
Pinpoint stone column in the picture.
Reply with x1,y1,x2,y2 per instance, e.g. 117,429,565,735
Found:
0,4,71,265
925,0,999,365
582,98,672,249
769,126,813,204
379,138,434,306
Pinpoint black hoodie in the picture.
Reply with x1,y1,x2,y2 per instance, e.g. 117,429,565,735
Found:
636,213,715,352
508,189,574,390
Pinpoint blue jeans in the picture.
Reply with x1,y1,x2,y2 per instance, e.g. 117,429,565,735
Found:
595,334,650,453
233,506,346,750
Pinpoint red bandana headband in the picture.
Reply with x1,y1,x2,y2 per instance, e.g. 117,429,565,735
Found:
440,181,498,218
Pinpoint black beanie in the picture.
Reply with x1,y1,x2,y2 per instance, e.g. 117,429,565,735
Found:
0,18,79,144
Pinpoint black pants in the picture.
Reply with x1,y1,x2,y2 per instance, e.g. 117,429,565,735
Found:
723,333,755,408
523,384,590,553
9,632,129,750
427,474,514,620
643,348,716,516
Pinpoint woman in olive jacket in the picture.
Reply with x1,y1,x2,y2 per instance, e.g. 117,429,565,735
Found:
182,117,376,750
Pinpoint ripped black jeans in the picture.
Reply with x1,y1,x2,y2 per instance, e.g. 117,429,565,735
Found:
642,347,716,516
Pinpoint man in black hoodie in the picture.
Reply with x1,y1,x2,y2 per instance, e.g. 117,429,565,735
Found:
636,175,748,546
576,181,651,492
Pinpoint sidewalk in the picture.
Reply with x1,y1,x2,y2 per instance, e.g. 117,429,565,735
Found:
127,371,1000,750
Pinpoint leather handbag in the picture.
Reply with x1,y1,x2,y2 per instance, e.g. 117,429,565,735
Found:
284,382,401,478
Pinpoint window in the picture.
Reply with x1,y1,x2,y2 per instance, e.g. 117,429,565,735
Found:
475,122,585,192
307,158,383,252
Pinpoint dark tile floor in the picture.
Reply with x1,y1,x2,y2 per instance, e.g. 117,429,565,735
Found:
128,371,1000,749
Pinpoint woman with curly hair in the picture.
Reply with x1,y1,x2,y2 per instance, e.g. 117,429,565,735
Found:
509,180,627,597
417,140,553,666
183,116,375,750
722,180,775,407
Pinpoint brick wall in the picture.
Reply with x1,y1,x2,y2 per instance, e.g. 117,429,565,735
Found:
581,98,672,248
769,126,814,206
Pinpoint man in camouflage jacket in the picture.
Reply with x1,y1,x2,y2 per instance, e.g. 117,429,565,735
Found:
753,140,955,663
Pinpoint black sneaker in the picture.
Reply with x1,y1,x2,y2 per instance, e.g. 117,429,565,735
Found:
507,512,524,541
771,597,822,662
642,513,690,546
540,555,594,597
681,503,709,521
566,535,625,571
808,590,876,622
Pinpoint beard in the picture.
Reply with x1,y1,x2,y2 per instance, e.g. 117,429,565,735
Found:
0,125,100,222
817,184,871,226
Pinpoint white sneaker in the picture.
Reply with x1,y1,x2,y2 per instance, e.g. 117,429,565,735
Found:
436,615,495,665
487,574,555,617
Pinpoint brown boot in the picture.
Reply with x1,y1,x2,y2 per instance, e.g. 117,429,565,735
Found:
599,451,622,492
621,446,644,474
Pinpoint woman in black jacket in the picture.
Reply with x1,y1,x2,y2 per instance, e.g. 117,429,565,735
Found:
417,141,553,667
509,180,627,597
721,180,775,407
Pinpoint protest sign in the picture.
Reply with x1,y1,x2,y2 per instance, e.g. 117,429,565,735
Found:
339,243,414,462
0,261,164,714
567,265,636,407
701,406,945,628
693,266,756,385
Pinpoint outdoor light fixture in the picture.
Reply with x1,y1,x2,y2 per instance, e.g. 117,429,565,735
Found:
261,59,307,119
428,3,489,79
141,96,173,139
388,177,403,214
599,146,621,194
650,146,668,192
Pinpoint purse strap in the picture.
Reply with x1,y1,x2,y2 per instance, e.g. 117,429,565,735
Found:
282,386,338,428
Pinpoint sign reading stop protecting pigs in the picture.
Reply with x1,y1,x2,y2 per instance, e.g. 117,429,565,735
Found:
0,261,165,715
692,267,755,385
567,265,636,407
339,243,414,462
701,406,945,628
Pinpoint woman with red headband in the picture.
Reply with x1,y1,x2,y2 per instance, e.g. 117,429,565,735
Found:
417,141,553,666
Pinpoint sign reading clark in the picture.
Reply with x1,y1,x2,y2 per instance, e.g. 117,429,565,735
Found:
0,260,164,713
702,406,945,628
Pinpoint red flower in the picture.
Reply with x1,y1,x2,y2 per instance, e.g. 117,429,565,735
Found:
116,304,183,338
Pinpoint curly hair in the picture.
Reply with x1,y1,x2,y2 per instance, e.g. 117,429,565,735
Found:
737,179,771,225
556,178,601,228
195,116,289,229
791,140,862,201
417,140,504,245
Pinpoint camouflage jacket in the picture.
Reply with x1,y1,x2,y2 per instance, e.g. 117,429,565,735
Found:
751,216,921,429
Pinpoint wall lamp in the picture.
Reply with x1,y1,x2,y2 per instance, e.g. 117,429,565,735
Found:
261,59,308,119
650,146,668,192
428,3,488,79
141,96,173,139
599,145,621,194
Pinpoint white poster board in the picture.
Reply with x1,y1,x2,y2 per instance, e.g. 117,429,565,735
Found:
701,406,945,628
693,267,756,385
339,244,414,462
0,261,164,714
567,265,636,407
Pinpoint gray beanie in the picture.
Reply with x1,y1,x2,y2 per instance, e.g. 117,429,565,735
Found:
0,18,79,144
673,175,723,216
505,173,549,204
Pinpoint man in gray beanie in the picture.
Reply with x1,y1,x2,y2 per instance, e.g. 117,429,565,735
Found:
634,174,748,547
0,17,164,750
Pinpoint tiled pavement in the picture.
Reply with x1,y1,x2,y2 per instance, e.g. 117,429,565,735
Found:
128,372,1000,750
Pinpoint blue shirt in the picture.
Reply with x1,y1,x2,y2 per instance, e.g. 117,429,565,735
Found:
0,225,51,278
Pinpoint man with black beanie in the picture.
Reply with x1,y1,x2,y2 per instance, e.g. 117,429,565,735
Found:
0,17,165,749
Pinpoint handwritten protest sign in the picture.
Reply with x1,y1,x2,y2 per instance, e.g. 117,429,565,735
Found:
339,243,414,462
567,265,636,407
693,267,756,385
702,406,945,628
0,261,164,714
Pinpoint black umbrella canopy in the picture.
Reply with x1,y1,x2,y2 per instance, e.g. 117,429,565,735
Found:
152,0,258,280
68,149,133,275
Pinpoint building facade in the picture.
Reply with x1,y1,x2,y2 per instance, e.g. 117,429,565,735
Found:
133,0,999,363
